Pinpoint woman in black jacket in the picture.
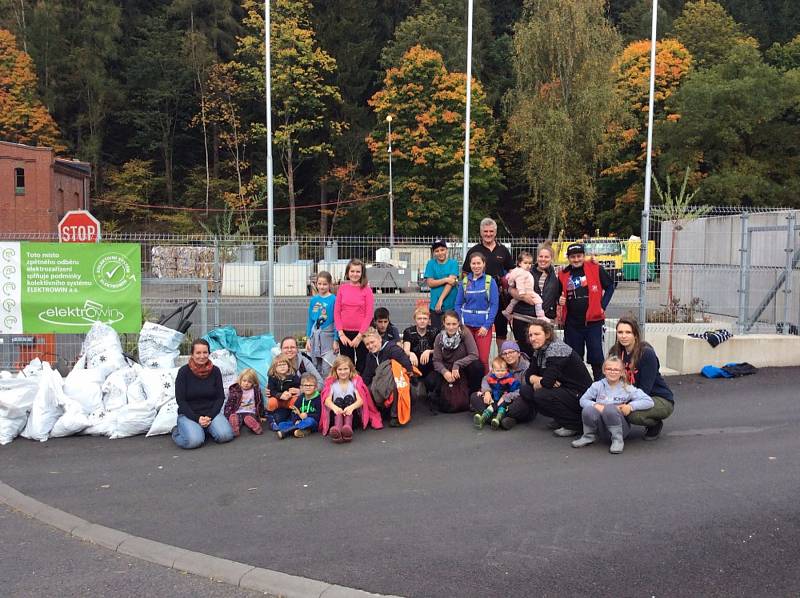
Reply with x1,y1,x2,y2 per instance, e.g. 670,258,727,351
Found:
172,339,235,449
503,319,592,434
509,245,561,356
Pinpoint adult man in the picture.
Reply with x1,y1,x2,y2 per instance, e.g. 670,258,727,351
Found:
558,243,615,381
462,218,515,351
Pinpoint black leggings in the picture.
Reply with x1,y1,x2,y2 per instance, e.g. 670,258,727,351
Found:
339,330,368,374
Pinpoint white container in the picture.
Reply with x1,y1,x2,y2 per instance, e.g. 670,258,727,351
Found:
222,262,268,296
317,259,349,284
274,263,310,296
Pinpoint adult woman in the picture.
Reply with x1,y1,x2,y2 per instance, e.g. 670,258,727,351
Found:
468,339,530,415
431,310,484,412
455,252,499,373
509,244,561,357
280,336,323,387
172,339,234,449
506,320,592,434
334,258,375,374
608,317,674,440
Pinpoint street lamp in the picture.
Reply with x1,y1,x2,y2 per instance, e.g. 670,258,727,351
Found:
386,114,394,250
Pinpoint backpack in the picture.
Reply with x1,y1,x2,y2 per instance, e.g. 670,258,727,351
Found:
438,377,469,413
462,275,492,302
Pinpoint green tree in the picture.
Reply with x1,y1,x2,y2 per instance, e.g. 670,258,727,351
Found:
366,45,502,236
765,34,800,71
236,0,346,239
122,10,195,202
0,28,63,149
661,44,800,207
673,0,756,69
506,0,623,237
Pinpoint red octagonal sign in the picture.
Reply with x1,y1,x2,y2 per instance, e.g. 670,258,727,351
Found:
58,210,101,243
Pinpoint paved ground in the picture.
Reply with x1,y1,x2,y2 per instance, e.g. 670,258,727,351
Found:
2,368,799,597
0,506,263,597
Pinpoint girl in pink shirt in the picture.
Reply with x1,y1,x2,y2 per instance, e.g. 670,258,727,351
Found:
334,258,375,374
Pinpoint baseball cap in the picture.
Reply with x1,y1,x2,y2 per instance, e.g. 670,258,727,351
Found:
566,243,585,256
431,239,447,251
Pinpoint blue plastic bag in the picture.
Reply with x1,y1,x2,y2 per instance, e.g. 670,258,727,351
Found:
204,327,277,387
700,365,733,379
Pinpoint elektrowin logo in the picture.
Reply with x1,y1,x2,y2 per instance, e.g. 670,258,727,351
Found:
37,299,125,327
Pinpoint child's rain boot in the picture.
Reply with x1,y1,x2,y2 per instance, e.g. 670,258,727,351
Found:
608,425,625,454
330,413,344,443
341,413,353,442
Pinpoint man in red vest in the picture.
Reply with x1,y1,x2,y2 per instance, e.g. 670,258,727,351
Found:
558,243,615,380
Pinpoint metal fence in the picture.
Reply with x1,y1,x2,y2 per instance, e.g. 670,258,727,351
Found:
2,208,798,372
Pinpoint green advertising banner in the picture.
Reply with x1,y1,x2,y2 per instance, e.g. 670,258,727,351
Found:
0,242,141,334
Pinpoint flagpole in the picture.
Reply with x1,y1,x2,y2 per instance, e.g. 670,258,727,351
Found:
265,0,275,334
461,0,474,262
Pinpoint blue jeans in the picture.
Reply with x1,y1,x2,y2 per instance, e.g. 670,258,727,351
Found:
172,412,234,449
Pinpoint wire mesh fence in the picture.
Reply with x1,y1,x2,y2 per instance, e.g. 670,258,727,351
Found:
2,206,798,372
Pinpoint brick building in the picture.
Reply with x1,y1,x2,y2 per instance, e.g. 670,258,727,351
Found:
0,140,91,234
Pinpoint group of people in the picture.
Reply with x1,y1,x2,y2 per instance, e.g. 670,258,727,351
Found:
172,218,674,454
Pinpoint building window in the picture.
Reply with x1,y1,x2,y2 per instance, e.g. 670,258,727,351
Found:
15,168,25,195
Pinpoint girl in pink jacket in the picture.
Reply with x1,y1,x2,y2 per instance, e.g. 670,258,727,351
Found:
334,259,375,374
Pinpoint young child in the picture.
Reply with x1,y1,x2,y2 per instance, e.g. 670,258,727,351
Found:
572,356,655,454
277,373,321,439
502,251,546,322
305,270,338,377
223,368,264,436
473,356,521,430
266,354,301,436
424,239,460,330
322,356,364,443
372,307,401,346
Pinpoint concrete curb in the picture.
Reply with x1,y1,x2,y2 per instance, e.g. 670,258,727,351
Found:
0,480,399,598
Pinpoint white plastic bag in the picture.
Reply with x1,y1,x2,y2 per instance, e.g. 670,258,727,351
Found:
63,358,105,414
138,321,184,369
211,349,238,397
0,377,39,445
82,322,126,379
21,363,64,442
146,399,178,437
139,367,180,409
101,364,143,411
108,401,157,439
50,396,90,437
82,409,118,436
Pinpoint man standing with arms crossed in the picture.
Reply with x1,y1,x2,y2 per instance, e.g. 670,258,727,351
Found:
462,218,515,353
558,242,615,381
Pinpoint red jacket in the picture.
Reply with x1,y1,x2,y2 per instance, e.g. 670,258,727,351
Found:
318,374,384,435
558,259,605,324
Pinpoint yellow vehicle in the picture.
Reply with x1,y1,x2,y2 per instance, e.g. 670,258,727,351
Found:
621,238,657,281
553,237,624,280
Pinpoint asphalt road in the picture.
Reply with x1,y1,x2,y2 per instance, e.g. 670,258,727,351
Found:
2,368,799,597
0,506,264,597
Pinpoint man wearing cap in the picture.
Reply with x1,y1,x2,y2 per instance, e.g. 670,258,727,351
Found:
424,239,460,330
558,242,615,381
462,218,515,352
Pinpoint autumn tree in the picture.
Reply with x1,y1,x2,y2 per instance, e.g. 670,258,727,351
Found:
0,29,63,149
672,1,756,69
506,0,622,237
661,44,800,207
235,0,346,239
366,45,502,236
597,39,692,234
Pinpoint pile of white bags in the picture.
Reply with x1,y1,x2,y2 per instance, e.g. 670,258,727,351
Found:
0,322,246,443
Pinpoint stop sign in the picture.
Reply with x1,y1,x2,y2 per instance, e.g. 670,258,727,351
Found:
58,210,101,243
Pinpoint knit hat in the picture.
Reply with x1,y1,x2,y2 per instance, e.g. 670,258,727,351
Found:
431,239,447,251
500,340,520,353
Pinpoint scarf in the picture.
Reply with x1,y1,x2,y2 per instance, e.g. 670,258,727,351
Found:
188,356,214,379
442,329,462,351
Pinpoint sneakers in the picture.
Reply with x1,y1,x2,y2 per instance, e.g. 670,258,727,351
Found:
276,430,288,440
571,434,596,448
293,428,309,438
643,420,664,441
473,412,488,429
609,437,625,454
553,427,578,437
